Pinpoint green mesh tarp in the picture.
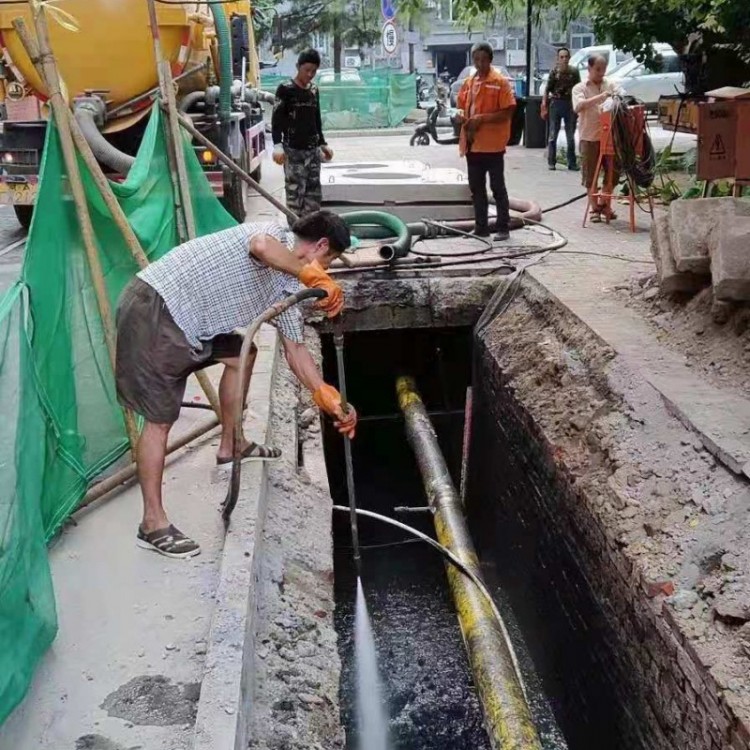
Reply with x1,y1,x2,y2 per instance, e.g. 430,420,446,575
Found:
262,70,416,129
0,107,236,725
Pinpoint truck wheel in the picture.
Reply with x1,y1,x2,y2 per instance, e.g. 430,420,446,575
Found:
14,205,33,231
221,144,248,222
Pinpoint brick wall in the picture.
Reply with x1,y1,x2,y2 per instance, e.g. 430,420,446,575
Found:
469,334,750,750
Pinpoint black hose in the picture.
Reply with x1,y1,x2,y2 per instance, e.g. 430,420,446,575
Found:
610,97,656,189
542,192,588,213
181,401,214,410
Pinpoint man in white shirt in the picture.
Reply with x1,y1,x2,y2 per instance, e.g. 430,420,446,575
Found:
116,211,357,558
572,54,622,220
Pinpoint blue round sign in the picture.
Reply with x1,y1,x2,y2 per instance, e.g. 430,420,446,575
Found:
381,0,396,21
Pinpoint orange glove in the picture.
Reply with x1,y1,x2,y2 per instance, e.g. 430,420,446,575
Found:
313,383,357,439
298,260,344,318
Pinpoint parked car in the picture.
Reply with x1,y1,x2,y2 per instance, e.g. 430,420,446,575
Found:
316,68,363,85
540,45,631,96
450,65,513,107
608,44,683,111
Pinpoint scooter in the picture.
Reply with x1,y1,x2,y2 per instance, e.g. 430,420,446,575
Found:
410,83,460,146
416,75,431,103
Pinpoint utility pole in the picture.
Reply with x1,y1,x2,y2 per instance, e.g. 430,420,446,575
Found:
525,0,532,96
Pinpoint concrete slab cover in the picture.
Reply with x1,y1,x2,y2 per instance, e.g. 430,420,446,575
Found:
650,213,707,296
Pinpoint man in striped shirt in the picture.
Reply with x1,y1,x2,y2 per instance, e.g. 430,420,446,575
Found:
116,210,357,558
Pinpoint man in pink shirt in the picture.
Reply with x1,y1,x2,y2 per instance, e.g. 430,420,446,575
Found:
572,54,621,220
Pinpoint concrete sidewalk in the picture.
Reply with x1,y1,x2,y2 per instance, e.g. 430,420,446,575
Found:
0,328,279,750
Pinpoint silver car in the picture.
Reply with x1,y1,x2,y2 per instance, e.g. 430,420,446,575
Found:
608,44,683,111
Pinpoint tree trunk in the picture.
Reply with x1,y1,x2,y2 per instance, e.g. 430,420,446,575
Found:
408,17,415,73
333,13,342,73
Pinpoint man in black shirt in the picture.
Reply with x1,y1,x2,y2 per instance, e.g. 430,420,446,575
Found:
272,49,334,216
542,48,581,171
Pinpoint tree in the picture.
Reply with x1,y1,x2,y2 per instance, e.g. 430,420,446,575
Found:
454,0,750,90
272,0,382,71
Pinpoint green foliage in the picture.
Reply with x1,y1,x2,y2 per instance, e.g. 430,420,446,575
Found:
454,0,750,84
277,0,400,59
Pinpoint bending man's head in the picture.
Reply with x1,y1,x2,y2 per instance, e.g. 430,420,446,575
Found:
292,210,351,267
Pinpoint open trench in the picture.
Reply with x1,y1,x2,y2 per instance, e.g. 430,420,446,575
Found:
318,323,646,750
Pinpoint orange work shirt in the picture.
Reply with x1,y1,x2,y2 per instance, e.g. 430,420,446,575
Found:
456,68,516,156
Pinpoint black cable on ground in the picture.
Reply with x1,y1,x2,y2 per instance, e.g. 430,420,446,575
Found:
542,192,588,213
409,219,494,257
181,401,215,410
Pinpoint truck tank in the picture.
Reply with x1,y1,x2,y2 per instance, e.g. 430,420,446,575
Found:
0,1,268,227
0,0,192,113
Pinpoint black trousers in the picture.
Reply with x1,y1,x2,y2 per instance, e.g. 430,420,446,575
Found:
466,151,510,234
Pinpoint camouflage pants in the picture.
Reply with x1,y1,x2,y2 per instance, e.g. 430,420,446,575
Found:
283,147,322,218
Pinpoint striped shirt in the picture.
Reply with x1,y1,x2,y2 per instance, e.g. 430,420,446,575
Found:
137,223,304,348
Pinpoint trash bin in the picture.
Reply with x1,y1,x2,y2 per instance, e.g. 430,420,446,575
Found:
508,97,525,146
523,95,546,149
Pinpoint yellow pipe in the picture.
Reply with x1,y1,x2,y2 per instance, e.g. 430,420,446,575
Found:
396,376,542,750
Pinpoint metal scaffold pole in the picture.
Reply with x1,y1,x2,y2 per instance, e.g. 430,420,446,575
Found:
396,376,542,750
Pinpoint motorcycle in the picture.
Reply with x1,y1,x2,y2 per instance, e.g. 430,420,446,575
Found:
410,83,460,146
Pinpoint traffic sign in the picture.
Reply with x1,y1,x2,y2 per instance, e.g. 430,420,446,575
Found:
382,21,398,54
381,0,396,21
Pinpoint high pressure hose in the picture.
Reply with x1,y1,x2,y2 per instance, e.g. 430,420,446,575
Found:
74,106,135,175
222,288,327,525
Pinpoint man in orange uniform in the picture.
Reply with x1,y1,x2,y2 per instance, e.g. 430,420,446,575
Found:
456,42,517,241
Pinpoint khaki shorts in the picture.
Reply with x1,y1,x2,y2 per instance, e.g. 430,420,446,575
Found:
115,278,242,424
580,139,620,190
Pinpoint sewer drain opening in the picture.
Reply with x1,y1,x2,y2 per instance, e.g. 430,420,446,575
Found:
321,326,640,750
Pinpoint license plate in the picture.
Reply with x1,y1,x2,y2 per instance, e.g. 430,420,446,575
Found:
0,180,37,206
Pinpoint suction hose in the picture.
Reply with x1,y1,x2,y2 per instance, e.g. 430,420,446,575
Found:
178,90,205,113
340,211,411,261
74,106,135,175
208,1,232,144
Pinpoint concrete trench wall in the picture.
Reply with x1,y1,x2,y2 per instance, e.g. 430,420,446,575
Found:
258,269,750,750
468,278,750,750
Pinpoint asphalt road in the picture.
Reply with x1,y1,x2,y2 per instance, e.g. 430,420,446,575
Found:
0,206,26,298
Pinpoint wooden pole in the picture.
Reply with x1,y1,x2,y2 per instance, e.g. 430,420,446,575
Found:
146,0,197,239
29,2,141,453
13,17,222,419
78,417,220,512
174,108,298,223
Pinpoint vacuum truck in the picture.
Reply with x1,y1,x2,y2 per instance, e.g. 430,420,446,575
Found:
0,0,272,228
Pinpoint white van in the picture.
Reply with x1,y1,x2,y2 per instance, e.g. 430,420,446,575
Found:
540,45,631,95
608,43,683,111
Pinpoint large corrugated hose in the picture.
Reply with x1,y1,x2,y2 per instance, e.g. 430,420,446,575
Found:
208,1,232,129
339,210,411,261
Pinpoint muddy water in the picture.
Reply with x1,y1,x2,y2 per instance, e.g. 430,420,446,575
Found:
323,327,568,750
331,419,491,750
